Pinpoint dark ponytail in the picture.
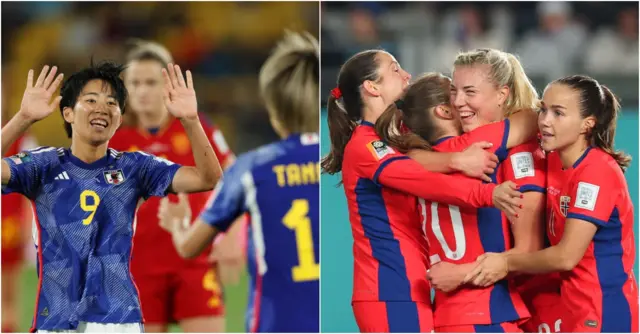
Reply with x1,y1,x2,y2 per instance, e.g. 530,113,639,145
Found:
375,102,431,153
322,94,358,174
321,50,381,177
554,75,631,172
595,85,631,171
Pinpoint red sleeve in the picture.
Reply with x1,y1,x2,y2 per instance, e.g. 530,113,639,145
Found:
438,120,509,154
502,140,546,193
351,138,495,208
201,121,234,167
566,162,619,227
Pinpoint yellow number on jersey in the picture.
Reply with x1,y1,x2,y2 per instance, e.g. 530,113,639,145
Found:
80,190,101,225
283,199,319,282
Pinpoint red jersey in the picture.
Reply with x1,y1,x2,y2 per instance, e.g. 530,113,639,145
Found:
2,135,36,243
423,119,529,327
546,148,638,332
500,140,560,296
109,116,234,273
342,121,495,306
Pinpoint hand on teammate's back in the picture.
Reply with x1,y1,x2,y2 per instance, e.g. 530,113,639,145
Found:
19,66,64,122
492,180,522,220
454,141,499,182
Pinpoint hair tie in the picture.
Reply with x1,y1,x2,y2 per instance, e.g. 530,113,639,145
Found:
331,87,342,99
394,99,405,110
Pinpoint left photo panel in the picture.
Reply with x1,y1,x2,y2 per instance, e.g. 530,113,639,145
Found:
0,2,320,333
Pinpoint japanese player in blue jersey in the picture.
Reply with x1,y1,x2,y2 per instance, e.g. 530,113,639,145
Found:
1,62,223,333
157,31,319,333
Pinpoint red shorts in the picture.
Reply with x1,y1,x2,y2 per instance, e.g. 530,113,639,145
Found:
1,216,25,269
519,292,564,333
352,301,433,332
134,265,225,324
436,322,522,333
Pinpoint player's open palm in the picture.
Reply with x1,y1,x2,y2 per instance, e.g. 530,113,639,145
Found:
162,64,198,120
20,65,64,122
158,193,192,234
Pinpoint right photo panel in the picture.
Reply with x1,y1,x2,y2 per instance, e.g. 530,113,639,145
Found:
321,2,639,333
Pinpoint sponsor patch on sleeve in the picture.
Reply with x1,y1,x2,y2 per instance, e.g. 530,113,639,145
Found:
574,182,599,211
366,140,395,160
510,152,535,179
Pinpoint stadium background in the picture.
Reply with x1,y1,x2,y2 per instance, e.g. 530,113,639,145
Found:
0,2,318,332
320,2,639,332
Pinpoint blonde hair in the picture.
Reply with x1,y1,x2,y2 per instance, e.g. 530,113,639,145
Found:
454,49,538,116
259,31,319,134
125,39,174,67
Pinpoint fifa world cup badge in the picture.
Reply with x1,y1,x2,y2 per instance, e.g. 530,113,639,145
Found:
104,169,126,185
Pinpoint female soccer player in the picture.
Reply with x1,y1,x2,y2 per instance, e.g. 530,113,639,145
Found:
109,40,241,333
465,75,639,333
1,61,221,333
375,71,539,332
156,31,321,333
322,49,523,333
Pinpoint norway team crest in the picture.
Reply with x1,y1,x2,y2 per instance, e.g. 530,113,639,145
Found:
560,196,571,217
104,169,126,185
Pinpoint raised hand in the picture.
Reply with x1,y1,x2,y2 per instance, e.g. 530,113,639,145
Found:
162,64,198,120
19,65,64,122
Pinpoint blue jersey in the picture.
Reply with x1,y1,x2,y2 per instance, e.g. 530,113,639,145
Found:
200,133,319,332
2,147,181,331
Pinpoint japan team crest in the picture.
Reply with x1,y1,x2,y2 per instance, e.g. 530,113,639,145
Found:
104,169,126,185
560,196,571,217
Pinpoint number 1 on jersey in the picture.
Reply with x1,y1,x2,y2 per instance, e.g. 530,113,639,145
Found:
283,199,319,282
80,190,101,225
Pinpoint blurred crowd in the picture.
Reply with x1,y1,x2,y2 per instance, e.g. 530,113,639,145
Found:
2,1,319,152
322,2,639,106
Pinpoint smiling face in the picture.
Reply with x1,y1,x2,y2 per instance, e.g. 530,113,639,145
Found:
451,64,508,132
63,79,123,145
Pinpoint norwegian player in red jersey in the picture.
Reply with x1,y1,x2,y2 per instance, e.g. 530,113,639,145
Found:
1,130,36,333
322,50,523,333
109,41,241,332
446,49,559,333
466,75,638,333
375,73,540,333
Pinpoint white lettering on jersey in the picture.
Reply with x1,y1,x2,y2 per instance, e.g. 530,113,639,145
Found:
510,152,534,179
574,182,599,211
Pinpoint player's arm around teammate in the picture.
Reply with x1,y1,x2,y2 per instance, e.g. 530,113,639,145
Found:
1,66,63,184
464,76,638,333
161,64,222,194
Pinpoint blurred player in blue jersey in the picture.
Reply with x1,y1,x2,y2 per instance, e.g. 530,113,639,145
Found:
157,31,319,333
0,61,222,333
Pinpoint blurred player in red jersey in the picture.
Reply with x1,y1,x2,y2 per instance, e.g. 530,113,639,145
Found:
1,130,37,333
109,41,244,332
322,50,524,333
375,72,542,333
466,75,638,333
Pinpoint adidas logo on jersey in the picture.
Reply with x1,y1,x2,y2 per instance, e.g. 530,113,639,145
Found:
54,172,70,180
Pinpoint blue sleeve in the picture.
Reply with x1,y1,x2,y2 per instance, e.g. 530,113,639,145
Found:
135,152,182,199
2,147,56,199
198,155,251,232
